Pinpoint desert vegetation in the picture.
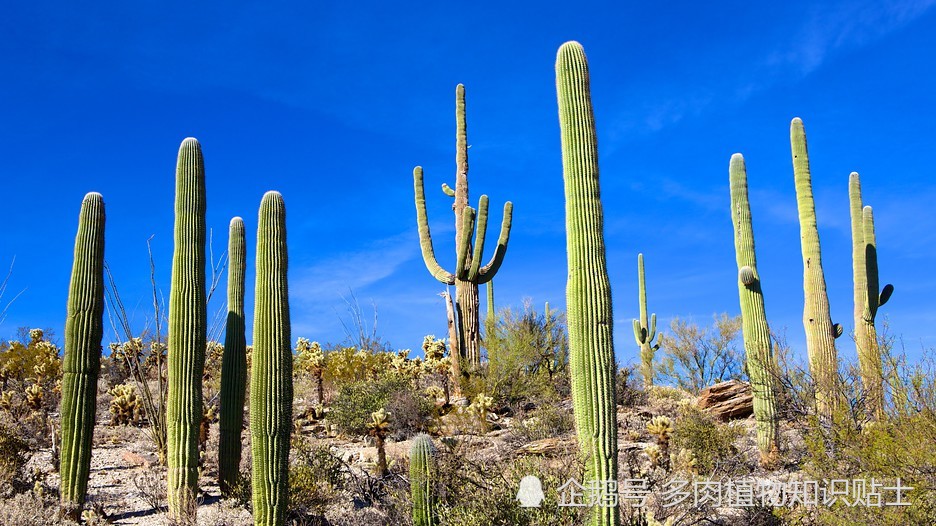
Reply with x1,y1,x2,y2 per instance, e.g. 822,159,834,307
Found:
0,41,933,526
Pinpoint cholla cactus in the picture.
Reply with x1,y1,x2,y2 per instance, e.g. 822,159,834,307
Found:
367,408,391,477
647,415,673,469
423,385,445,402
467,393,494,432
0,391,14,411
29,329,44,342
24,383,43,410
645,444,662,468
671,447,698,475
422,335,446,362
295,338,325,406
107,384,143,426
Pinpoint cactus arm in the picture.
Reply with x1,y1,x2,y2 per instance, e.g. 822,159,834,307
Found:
250,191,293,526
648,312,657,343
637,253,648,327
414,167,456,285
556,41,618,526
166,137,207,521
862,205,881,321
441,183,455,197
632,319,644,345
476,201,512,285
880,284,894,307
454,206,475,280
60,192,106,509
466,195,490,281
218,216,247,495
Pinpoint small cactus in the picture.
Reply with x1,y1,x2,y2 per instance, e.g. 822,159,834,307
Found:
410,434,437,526
367,408,391,478
632,254,660,388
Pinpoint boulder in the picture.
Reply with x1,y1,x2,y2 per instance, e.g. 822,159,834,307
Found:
697,380,753,421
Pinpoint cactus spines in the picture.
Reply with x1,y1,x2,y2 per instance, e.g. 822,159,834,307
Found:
413,84,514,371
790,118,839,418
250,191,293,526
632,253,659,388
556,41,618,526
218,217,247,494
729,153,779,462
410,434,437,526
167,137,207,522
849,172,891,419
60,192,105,510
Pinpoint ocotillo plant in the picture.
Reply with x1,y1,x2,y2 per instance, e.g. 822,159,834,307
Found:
849,172,893,419
218,216,247,494
60,192,105,512
251,191,293,526
729,154,779,462
410,434,437,526
790,118,841,419
167,137,207,522
632,253,659,388
556,41,618,526
413,84,513,371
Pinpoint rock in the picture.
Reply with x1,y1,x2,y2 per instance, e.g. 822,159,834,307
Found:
519,437,563,455
120,450,156,468
697,380,753,421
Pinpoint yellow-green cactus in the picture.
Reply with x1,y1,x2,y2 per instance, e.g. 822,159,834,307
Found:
410,434,437,526
219,217,247,494
632,254,659,388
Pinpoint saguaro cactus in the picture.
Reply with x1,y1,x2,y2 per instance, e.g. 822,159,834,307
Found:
729,154,780,462
218,217,247,494
556,41,618,526
167,137,207,522
632,254,659,388
60,192,105,511
410,434,437,526
250,191,293,526
790,118,840,418
849,173,892,419
413,84,513,370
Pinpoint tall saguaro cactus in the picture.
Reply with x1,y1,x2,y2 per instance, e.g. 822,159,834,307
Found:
60,192,106,511
167,138,207,522
632,254,659,388
251,191,293,526
218,217,247,494
410,434,438,526
556,41,618,526
849,173,893,419
413,84,513,370
729,154,780,462
790,118,840,419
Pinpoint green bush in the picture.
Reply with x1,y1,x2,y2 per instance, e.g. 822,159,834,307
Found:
516,403,575,442
329,375,430,437
670,405,743,475
0,424,31,497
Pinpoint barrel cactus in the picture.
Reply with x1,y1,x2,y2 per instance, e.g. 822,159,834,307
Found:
250,191,293,526
60,192,105,511
167,137,208,522
556,40,619,526
729,153,780,463
632,254,659,388
410,434,437,526
218,216,247,494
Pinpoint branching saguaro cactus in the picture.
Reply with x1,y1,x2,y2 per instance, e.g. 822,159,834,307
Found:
410,434,437,526
218,217,246,494
729,154,779,463
632,254,659,388
167,137,207,522
849,173,893,420
790,118,841,419
556,41,618,526
251,191,293,526
60,192,105,512
413,84,513,371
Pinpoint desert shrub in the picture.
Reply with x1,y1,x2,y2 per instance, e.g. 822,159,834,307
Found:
483,301,569,408
0,424,31,497
616,365,647,408
287,444,345,523
670,405,744,475
656,314,744,393
515,403,575,442
329,375,429,437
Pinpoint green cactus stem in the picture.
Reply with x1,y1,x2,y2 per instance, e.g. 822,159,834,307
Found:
250,191,293,526
60,192,106,511
218,217,247,494
790,118,840,419
632,253,659,388
413,84,514,371
729,154,780,463
167,137,207,522
556,41,619,526
850,172,892,419
410,434,437,526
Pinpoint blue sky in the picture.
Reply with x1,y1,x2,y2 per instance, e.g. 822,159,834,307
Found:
1,1,934,369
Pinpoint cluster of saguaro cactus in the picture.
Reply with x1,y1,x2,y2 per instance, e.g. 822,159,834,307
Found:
60,192,106,510
790,118,841,419
250,191,293,526
167,138,208,522
219,216,247,494
632,254,659,388
413,84,514,371
556,41,619,526
729,154,779,462
849,173,893,419
410,434,437,526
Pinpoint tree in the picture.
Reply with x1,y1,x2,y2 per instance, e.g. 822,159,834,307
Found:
656,314,744,393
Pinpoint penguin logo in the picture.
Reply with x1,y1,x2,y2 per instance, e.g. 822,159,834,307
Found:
516,475,545,508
